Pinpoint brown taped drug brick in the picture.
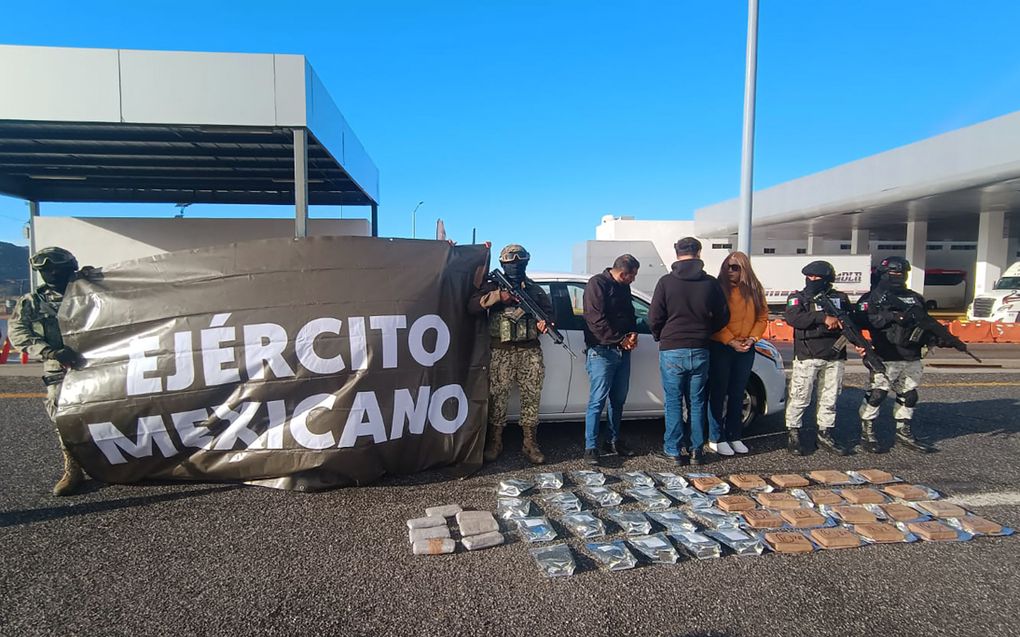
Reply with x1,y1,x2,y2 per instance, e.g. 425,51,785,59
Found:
765,531,814,554
728,474,767,490
809,470,853,485
882,484,929,501
854,522,907,543
841,489,886,505
770,474,810,488
781,509,827,528
810,527,861,549
716,495,757,512
807,489,844,506
916,501,968,518
756,492,802,510
742,510,784,529
909,521,958,541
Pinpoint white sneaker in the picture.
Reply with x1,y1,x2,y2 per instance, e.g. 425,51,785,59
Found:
708,441,734,456
730,440,749,454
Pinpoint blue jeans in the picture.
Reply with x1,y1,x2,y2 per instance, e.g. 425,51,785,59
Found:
659,348,710,456
707,341,756,443
584,345,631,450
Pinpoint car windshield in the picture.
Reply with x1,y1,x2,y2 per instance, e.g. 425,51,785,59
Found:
994,277,1020,290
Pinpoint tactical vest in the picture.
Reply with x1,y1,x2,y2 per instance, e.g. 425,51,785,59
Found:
489,305,539,344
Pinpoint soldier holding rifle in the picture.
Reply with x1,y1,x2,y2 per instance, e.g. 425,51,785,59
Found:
468,244,555,465
856,256,978,453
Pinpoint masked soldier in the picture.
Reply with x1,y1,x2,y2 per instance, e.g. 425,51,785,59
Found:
857,256,936,453
9,247,88,495
784,261,852,456
468,244,553,464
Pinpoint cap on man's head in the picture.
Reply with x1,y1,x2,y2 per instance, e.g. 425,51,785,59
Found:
674,237,702,256
801,260,835,280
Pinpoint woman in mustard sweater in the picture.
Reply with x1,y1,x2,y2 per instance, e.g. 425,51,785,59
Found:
707,251,769,456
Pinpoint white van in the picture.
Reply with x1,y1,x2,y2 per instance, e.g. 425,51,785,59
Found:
967,262,1020,322
923,269,967,310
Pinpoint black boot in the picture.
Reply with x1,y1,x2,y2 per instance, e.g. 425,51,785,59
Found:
861,420,886,454
895,420,936,453
787,429,805,456
817,429,848,456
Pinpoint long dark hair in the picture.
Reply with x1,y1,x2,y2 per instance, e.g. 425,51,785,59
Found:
718,251,767,314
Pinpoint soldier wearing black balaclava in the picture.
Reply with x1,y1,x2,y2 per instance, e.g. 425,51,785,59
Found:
468,244,553,465
8,247,90,495
857,256,936,453
783,261,853,456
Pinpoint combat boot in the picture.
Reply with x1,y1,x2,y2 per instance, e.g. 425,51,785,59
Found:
483,425,504,463
861,420,886,454
52,449,84,496
521,426,546,465
895,420,935,453
817,429,848,456
787,428,805,456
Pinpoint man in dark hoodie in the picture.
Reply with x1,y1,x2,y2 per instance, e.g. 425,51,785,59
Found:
648,237,729,465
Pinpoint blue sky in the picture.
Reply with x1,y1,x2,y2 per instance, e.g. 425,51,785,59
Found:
3,1,1020,271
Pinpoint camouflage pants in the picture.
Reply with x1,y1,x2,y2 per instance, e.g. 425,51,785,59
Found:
785,358,845,430
45,382,71,453
859,360,923,422
488,346,545,430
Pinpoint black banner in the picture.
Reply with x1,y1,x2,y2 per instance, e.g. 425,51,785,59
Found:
54,236,490,490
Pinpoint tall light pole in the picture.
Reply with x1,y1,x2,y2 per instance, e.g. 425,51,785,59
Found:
737,0,759,255
411,201,424,238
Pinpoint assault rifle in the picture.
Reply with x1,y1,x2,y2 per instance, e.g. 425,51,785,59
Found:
810,292,887,375
876,291,983,363
488,269,576,358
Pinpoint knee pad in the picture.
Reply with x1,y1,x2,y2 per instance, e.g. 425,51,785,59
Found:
865,388,888,407
896,389,919,408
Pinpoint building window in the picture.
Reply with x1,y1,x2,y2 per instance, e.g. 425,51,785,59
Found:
950,245,977,251
711,243,732,250
763,248,776,254
796,248,807,254
840,244,851,250
877,243,906,250
927,244,942,251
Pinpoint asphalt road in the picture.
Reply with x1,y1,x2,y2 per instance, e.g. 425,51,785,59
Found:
2,372,1019,637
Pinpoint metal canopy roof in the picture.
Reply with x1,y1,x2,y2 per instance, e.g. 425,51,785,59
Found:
0,45,379,209
0,121,373,205
694,109,1020,241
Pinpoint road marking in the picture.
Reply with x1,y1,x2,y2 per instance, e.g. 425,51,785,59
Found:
942,491,1020,507
0,392,46,398
922,381,1020,387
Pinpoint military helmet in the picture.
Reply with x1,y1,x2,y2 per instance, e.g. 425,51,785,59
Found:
499,244,530,263
801,260,835,280
877,256,910,276
30,246,78,272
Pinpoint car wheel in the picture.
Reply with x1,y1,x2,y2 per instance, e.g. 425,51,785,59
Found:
741,379,763,430
925,300,937,310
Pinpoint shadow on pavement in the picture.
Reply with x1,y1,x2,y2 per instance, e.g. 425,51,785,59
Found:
0,484,244,528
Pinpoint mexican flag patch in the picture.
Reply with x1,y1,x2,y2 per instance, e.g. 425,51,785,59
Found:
788,297,800,306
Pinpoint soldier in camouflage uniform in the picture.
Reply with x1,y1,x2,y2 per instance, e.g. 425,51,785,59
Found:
784,261,853,456
8,247,88,496
468,244,553,464
856,256,937,453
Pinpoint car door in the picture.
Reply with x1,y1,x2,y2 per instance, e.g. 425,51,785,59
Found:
559,282,662,417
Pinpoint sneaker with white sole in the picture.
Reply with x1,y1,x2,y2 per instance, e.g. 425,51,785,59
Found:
730,440,749,454
708,441,734,456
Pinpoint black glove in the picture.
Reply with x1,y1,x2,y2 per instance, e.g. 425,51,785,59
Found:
51,347,84,368
76,266,101,281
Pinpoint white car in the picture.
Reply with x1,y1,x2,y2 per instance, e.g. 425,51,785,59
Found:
506,273,787,428
967,261,1020,322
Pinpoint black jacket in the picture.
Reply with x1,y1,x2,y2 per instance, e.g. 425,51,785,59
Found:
583,269,637,347
784,288,852,361
648,259,729,350
858,283,930,362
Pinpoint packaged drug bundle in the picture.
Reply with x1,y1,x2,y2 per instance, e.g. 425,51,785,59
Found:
706,529,765,557
537,491,583,515
571,470,606,487
669,531,721,560
647,510,698,533
495,497,531,521
586,540,638,571
625,487,673,511
560,512,606,539
620,471,655,488
628,533,680,564
515,516,558,542
534,472,565,490
605,509,652,536
497,478,533,497
579,486,623,508
530,544,577,578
